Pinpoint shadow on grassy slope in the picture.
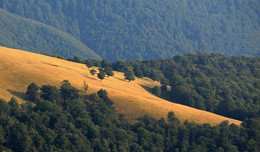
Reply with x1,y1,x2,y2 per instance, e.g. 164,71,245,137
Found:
7,89,27,100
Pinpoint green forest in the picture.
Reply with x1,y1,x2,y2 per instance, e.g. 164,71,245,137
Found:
0,1,259,151
0,0,259,61
0,9,101,60
0,81,259,152
125,53,260,121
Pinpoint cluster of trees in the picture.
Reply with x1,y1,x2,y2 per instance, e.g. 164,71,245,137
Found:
0,81,259,151
87,59,136,82
1,0,259,61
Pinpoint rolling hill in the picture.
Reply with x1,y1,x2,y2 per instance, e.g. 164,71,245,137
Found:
0,46,241,126
0,9,101,60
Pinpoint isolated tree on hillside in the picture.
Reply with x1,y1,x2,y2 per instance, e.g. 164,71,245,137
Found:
97,72,106,81
124,67,135,82
104,67,114,77
97,68,106,81
90,69,97,76
26,83,39,101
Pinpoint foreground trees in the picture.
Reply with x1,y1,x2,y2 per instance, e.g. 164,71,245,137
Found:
0,81,259,152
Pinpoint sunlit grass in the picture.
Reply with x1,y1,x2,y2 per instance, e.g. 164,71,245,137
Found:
0,46,242,126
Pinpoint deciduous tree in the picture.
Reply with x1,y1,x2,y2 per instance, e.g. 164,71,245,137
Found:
124,67,135,82
104,67,114,77
26,83,39,101
90,69,97,76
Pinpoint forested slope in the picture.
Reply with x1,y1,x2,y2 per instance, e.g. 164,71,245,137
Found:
0,83,258,152
1,0,259,61
120,53,260,121
0,9,101,60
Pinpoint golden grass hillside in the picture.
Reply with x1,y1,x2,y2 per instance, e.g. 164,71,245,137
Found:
0,46,242,126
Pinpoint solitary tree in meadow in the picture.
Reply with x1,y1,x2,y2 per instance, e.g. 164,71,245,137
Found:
97,68,106,81
90,69,97,76
97,72,106,81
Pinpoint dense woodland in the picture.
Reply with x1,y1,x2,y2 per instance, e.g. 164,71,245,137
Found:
0,9,101,60
1,0,259,61
0,81,259,152
126,53,260,121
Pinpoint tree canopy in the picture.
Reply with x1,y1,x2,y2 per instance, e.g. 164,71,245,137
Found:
0,0,259,61
124,67,135,82
0,82,259,152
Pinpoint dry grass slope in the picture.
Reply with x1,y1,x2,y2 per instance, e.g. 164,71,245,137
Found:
0,46,242,126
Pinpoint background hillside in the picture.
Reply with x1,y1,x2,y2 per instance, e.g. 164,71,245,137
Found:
0,9,101,60
1,0,259,61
